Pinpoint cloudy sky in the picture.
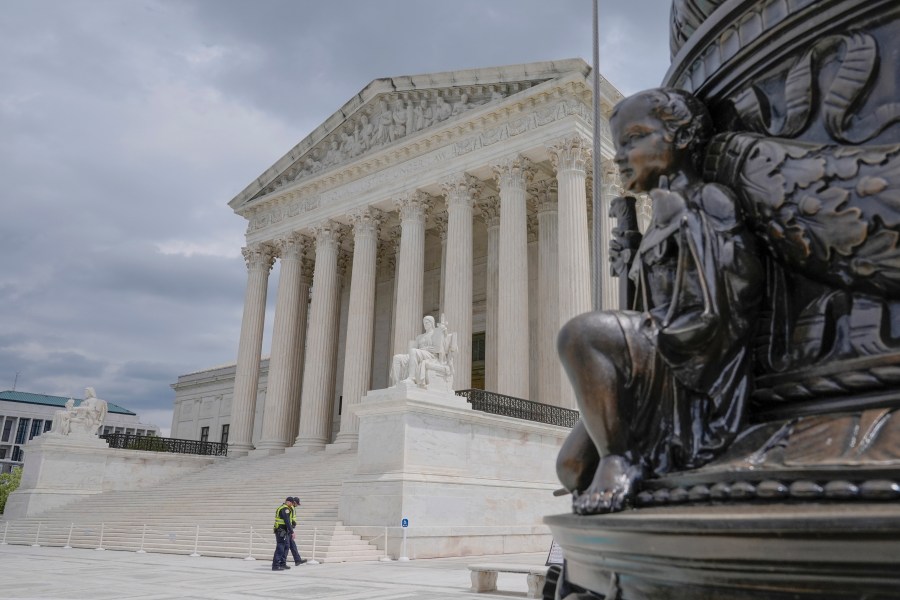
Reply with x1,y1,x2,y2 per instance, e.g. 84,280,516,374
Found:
0,0,671,435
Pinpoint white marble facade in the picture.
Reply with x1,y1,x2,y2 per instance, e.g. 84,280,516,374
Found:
172,59,625,455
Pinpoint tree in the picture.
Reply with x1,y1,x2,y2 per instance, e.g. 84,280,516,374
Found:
0,467,22,514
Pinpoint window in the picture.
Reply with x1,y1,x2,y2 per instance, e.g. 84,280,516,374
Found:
30,419,43,439
0,448,6,459
103,426,112,435
472,332,486,362
220,424,229,444
15,419,29,444
200,426,209,442
11,446,23,462
1,418,12,442
43,420,52,432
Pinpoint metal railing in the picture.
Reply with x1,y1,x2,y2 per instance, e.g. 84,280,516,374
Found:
100,433,227,457
455,389,579,428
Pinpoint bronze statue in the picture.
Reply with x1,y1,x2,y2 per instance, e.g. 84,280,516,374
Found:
556,88,763,514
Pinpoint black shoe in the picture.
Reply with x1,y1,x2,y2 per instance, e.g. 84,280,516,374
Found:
280,564,291,569
272,565,285,571
295,559,307,565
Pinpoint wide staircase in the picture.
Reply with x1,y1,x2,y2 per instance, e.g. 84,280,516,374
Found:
0,449,384,562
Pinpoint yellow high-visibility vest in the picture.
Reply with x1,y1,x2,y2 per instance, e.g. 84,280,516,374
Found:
274,504,290,528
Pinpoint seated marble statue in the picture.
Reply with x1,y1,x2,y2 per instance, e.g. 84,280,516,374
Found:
50,387,109,437
390,315,458,392
48,398,76,435
555,88,763,515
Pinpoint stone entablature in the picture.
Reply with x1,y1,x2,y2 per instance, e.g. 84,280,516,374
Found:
235,64,622,244
230,59,619,211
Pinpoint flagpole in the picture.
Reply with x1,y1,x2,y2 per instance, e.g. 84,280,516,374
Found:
591,0,603,311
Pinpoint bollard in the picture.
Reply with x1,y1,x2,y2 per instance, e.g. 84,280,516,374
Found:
1,521,8,545
136,524,147,553
190,524,201,557
244,525,256,561
307,528,320,565
96,522,106,551
379,526,391,562
398,525,409,561
31,522,41,547
64,523,74,549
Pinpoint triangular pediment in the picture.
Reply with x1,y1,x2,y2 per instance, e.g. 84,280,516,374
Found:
230,59,591,210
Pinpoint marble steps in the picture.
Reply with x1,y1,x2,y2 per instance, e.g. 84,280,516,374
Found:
0,449,384,562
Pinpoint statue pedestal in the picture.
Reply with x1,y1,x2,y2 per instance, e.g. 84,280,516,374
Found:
4,433,219,519
546,503,900,598
338,385,570,558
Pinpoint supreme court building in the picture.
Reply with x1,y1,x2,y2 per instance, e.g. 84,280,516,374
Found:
172,59,641,454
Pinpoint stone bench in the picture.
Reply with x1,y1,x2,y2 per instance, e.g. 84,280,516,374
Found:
468,563,548,598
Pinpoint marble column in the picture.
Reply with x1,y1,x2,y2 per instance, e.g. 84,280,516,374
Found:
391,191,429,356
432,211,448,315
294,222,344,451
478,195,501,393
256,235,311,453
334,208,381,447
229,243,275,456
550,135,592,410
494,156,532,399
287,255,313,443
535,181,561,407
600,159,624,310
441,173,476,390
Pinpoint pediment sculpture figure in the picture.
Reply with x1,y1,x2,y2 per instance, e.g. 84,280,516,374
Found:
48,387,109,438
555,88,763,515
389,314,458,393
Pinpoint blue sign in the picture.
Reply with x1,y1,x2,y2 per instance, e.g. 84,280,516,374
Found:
401,518,409,528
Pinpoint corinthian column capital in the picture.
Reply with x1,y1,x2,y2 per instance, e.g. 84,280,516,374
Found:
395,191,430,223
493,155,533,190
242,243,276,271
312,220,345,251
477,193,501,229
348,207,383,240
275,233,309,262
548,134,592,173
440,172,480,208
532,179,558,214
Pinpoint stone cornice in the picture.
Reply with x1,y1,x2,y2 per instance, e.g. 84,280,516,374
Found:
230,59,622,211
241,72,620,242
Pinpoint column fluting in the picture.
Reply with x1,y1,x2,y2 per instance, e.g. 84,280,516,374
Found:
335,208,381,446
294,222,344,450
550,135,592,410
229,243,275,455
478,196,501,393
494,156,532,399
535,181,561,406
256,235,310,453
391,191,429,355
441,173,476,390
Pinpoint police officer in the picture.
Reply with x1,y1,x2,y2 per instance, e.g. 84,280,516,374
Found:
288,496,307,566
272,497,294,571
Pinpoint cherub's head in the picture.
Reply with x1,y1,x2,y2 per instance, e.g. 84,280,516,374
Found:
610,88,712,192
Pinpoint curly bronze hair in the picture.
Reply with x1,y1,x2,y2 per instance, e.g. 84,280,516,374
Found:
611,88,713,172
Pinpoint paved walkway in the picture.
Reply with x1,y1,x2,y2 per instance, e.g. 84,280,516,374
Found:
0,544,547,599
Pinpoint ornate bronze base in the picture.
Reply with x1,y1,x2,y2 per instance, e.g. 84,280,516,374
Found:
545,503,900,599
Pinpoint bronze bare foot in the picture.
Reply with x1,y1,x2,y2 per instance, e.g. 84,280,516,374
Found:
572,455,642,515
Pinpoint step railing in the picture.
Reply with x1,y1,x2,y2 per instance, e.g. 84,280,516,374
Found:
0,520,383,562
100,433,227,456
455,389,579,427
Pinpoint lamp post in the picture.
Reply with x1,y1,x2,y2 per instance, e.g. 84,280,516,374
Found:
591,0,604,311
